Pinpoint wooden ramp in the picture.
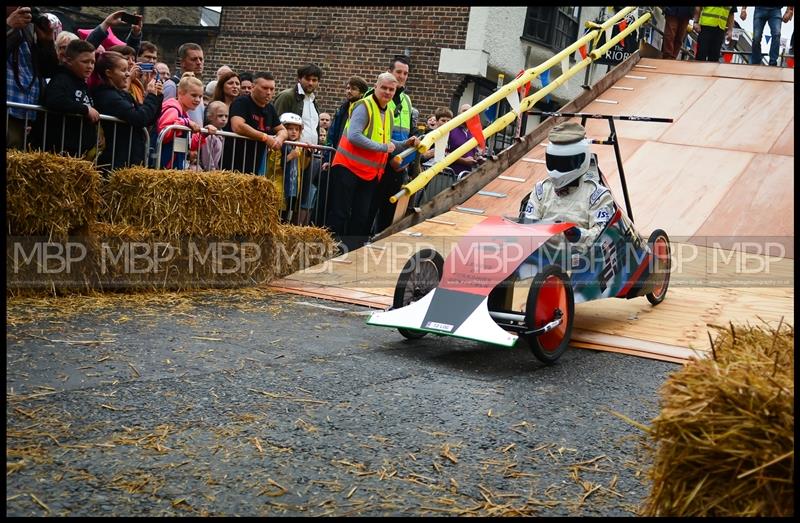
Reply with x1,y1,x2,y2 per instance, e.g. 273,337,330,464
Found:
272,58,794,363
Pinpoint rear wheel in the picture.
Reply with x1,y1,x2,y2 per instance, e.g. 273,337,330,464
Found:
646,229,671,306
392,249,444,339
523,265,574,364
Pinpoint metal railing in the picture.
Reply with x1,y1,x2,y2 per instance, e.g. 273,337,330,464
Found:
6,101,150,168
718,49,795,67
7,101,337,226
155,124,336,226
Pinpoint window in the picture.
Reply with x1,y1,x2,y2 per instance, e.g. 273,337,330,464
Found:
522,7,580,52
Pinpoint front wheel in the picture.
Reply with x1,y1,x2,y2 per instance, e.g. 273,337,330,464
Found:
392,248,444,339
646,229,671,306
523,265,574,364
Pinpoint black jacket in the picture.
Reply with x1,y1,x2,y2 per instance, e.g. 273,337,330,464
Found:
33,65,97,158
91,83,163,171
328,98,353,150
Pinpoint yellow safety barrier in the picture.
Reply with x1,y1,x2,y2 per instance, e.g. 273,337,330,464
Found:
391,6,651,205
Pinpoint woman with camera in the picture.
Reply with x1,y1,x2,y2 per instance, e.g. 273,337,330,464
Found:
91,50,163,173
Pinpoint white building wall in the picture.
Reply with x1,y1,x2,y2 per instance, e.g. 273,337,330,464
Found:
453,6,606,104
465,7,528,75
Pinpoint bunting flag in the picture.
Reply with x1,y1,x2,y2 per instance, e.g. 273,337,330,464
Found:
540,69,551,104
618,19,629,48
578,44,588,60
514,70,531,100
561,56,570,76
765,34,771,44
505,88,521,116
605,24,612,45
434,134,448,163
465,113,486,151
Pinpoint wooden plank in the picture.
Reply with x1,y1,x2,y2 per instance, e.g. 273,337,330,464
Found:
693,153,794,248
572,329,703,360
269,282,391,309
609,141,753,238
769,117,794,156
637,58,720,77
582,72,714,142
659,77,794,153
571,341,688,364
713,61,796,82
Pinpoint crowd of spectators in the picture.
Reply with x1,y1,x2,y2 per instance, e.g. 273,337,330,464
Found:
5,7,456,240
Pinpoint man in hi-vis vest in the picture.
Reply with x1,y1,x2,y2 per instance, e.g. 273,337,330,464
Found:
693,7,736,62
366,55,415,235
328,72,419,251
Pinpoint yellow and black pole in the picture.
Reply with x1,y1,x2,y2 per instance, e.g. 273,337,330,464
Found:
388,6,650,217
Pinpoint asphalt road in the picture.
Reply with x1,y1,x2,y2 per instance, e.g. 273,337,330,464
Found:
6,288,678,516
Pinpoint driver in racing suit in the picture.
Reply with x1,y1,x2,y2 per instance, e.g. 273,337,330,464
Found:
521,121,616,253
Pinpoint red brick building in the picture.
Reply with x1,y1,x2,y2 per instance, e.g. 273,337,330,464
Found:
207,6,471,117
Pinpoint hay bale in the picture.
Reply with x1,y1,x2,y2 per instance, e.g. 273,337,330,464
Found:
92,223,279,292
643,321,794,516
274,224,337,278
6,235,96,296
100,167,282,238
6,150,101,238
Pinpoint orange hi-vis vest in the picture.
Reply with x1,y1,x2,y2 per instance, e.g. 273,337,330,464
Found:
332,95,393,181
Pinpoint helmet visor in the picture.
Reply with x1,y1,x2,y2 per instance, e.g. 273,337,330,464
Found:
546,152,586,174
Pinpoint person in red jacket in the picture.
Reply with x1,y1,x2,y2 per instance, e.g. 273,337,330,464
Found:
156,72,216,169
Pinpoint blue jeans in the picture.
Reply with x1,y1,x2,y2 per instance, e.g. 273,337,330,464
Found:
751,7,783,66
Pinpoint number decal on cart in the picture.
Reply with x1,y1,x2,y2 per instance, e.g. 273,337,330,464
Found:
425,321,454,332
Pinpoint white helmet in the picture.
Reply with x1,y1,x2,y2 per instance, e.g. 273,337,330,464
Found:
545,122,590,189
279,112,303,127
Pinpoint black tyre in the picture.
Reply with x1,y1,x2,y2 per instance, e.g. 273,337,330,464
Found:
646,229,671,306
392,248,444,339
523,265,574,364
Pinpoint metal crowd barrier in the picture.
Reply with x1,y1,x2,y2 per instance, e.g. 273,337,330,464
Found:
155,124,336,226
6,101,150,168
278,140,336,227
5,101,337,226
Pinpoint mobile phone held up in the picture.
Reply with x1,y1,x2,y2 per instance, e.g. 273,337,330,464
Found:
138,62,154,72
120,12,141,25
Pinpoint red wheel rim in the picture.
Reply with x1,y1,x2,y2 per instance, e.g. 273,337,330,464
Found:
651,237,669,298
534,275,568,351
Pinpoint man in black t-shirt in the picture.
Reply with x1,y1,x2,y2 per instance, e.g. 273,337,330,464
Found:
222,71,288,174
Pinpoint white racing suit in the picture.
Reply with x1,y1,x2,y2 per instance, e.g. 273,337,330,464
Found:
522,162,616,254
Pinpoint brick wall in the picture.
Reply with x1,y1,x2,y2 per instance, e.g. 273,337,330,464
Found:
207,6,470,118
77,6,202,26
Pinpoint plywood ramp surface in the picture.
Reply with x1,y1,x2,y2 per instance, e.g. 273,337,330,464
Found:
272,58,794,363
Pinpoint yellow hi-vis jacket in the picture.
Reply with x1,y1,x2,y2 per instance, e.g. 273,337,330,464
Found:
332,95,393,181
699,7,731,29
389,91,412,141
